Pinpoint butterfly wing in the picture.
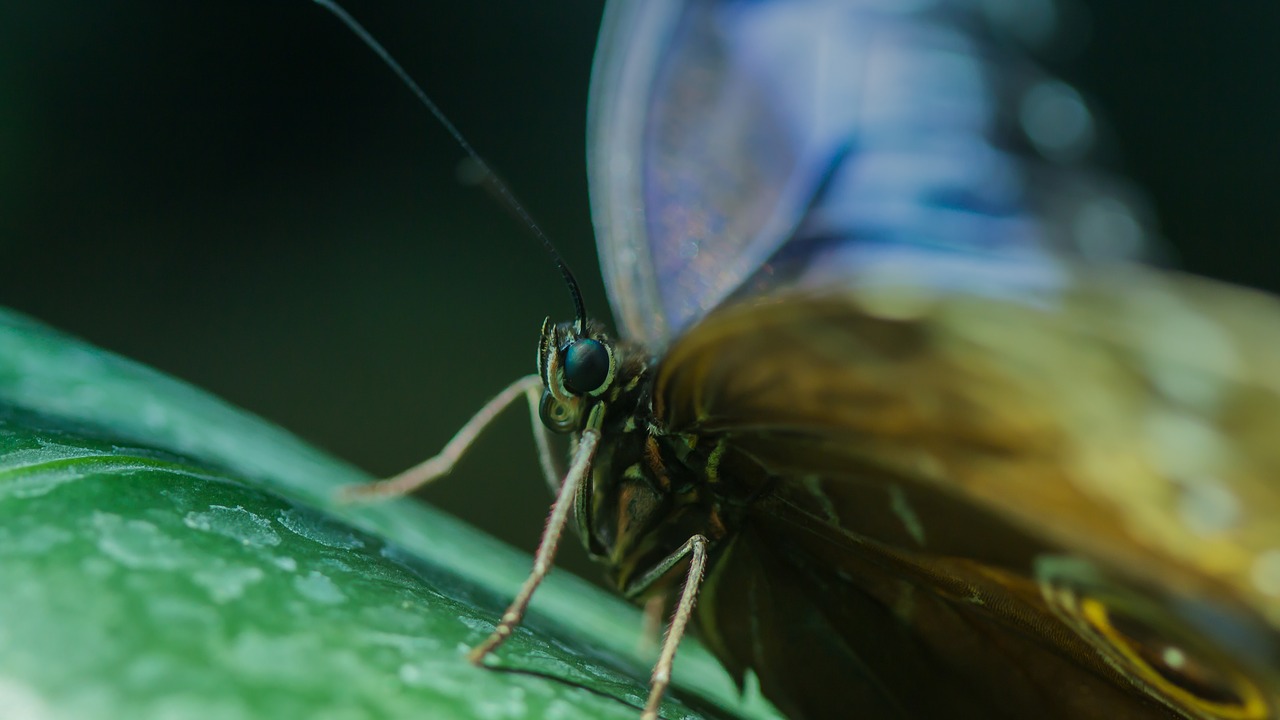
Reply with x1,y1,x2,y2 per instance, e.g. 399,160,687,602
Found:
587,0,1155,348
587,0,1261,716
652,269,1280,719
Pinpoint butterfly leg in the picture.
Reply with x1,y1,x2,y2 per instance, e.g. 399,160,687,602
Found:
632,534,710,720
467,424,602,663
638,593,668,655
336,374,542,502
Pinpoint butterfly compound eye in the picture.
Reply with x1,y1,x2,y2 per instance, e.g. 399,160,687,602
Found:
563,338,612,395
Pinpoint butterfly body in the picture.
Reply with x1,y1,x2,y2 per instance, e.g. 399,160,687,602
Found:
527,260,1280,719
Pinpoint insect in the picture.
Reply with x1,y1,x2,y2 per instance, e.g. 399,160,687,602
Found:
331,0,1280,718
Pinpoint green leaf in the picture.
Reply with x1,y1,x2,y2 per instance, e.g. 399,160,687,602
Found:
0,308,781,720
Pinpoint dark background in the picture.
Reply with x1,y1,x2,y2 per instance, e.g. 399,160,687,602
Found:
1,1,1277,582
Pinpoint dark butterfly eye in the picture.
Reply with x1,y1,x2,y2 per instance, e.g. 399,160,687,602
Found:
562,338,612,395
538,390,576,433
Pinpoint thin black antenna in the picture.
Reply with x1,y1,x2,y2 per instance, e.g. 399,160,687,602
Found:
312,0,589,331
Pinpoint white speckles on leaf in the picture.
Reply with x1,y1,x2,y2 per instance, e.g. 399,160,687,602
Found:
0,525,73,556
0,464,91,501
458,615,497,635
90,511,185,570
398,662,426,685
293,570,346,605
542,698,581,720
184,505,280,548
318,557,353,574
277,508,365,550
224,631,348,684
472,684,534,720
1,440,109,470
192,564,266,603
270,555,299,573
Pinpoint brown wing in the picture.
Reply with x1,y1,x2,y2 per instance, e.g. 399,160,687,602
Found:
653,267,1280,719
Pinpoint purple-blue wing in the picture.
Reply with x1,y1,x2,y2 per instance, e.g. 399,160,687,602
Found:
587,0,1155,348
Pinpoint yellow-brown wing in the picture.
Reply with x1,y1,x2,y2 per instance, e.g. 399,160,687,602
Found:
653,266,1280,719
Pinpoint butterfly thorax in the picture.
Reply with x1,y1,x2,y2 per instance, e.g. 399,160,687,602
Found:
537,317,744,599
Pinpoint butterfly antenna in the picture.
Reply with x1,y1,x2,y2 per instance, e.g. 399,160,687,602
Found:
312,0,589,331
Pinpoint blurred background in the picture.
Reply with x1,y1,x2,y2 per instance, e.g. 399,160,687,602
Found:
0,0,1277,582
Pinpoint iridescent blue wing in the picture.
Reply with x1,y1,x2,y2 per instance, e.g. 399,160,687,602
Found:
587,0,1156,348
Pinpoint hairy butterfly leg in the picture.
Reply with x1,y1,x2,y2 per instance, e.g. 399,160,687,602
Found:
336,374,546,502
624,535,710,720
468,424,603,662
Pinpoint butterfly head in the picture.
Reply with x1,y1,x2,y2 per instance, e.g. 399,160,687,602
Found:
537,317,618,433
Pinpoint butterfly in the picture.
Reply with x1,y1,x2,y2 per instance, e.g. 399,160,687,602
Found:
340,0,1280,718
